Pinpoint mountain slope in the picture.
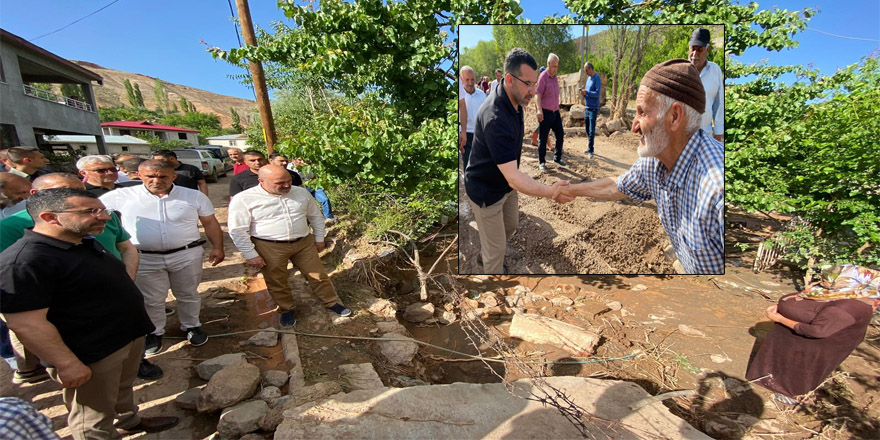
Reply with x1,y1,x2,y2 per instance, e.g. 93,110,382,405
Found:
73,61,256,128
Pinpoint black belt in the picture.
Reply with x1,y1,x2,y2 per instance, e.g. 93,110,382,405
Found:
138,240,206,255
252,236,305,244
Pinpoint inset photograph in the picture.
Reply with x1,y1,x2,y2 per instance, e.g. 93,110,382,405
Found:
458,24,724,275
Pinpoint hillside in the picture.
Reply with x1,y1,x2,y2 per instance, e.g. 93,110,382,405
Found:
72,61,256,128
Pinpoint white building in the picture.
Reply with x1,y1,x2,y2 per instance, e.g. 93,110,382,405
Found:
101,120,199,146
45,134,151,156
206,133,251,149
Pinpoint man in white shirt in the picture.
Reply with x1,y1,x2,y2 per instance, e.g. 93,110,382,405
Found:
489,68,502,92
458,65,487,169
101,160,225,355
688,28,724,142
227,165,351,328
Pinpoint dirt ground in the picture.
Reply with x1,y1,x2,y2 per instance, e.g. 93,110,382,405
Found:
2,165,878,439
459,120,674,274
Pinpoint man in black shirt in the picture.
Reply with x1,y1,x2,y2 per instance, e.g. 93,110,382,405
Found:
76,155,122,196
228,150,298,198
153,150,208,195
0,188,178,438
463,48,573,274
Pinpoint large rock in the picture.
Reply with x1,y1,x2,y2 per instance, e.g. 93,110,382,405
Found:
338,363,384,391
175,386,204,410
258,386,282,403
260,381,344,431
509,313,599,356
217,400,269,437
403,302,434,323
378,332,419,365
366,298,397,321
197,362,261,413
196,353,247,381
570,104,586,120
247,328,279,347
263,370,289,388
274,377,710,439
376,320,407,334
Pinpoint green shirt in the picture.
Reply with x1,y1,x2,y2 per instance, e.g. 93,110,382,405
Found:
0,209,131,259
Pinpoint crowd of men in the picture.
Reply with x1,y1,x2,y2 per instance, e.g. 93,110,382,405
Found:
0,147,349,438
460,27,724,275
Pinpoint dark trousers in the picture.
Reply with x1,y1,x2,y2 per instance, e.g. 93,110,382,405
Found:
462,132,474,171
585,108,598,154
538,109,564,163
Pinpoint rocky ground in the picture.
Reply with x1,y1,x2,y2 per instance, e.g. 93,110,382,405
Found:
2,167,878,439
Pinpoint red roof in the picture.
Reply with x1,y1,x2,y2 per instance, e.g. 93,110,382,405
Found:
101,120,200,133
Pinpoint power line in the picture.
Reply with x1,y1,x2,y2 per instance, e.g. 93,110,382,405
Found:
807,27,880,43
30,0,123,42
226,0,244,48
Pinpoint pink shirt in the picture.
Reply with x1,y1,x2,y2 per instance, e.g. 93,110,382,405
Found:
535,70,559,111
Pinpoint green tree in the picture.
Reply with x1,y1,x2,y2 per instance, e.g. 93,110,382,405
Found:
179,96,189,113
492,24,579,74
123,79,138,108
460,39,502,78
153,79,169,113
133,82,145,108
99,106,159,123
60,83,82,99
230,107,243,132
605,25,657,121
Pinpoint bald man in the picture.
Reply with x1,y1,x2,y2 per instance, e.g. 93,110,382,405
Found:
227,165,351,328
0,173,31,219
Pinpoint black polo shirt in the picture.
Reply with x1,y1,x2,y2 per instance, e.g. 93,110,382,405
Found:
0,230,154,365
464,80,524,207
84,182,112,197
228,169,301,198
174,163,205,190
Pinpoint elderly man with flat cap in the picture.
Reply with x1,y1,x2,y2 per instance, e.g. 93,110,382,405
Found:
560,59,724,274
688,28,724,142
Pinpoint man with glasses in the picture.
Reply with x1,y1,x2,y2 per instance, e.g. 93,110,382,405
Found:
77,155,126,196
535,53,566,170
101,160,225,355
0,188,178,437
464,48,573,275
1,173,163,382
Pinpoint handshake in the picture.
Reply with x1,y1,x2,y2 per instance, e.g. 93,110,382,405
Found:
549,180,575,204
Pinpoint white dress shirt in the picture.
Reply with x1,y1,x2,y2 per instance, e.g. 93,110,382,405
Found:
462,88,487,134
227,185,325,260
699,61,724,136
100,184,214,251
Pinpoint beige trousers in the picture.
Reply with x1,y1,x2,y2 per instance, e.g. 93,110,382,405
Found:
252,234,340,311
468,190,519,274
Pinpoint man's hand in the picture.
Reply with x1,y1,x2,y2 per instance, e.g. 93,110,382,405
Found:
208,248,225,266
550,180,574,204
246,256,266,269
459,132,467,150
537,112,544,122
713,134,723,142
57,361,91,388
580,89,586,96
315,241,326,252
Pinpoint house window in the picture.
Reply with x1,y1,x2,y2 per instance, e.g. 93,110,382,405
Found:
229,140,236,146
79,145,88,151
178,133,187,140
121,146,129,152
1,124,19,148
0,58,5,83
120,129,131,136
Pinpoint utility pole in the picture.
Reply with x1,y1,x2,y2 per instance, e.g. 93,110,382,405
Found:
235,0,277,154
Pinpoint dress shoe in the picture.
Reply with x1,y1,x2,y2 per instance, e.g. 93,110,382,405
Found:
117,416,179,434
137,359,163,380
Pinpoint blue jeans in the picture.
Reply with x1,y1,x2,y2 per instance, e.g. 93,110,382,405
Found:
307,187,334,219
585,108,598,154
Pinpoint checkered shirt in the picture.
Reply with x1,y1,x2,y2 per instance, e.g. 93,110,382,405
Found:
0,397,58,439
617,129,725,274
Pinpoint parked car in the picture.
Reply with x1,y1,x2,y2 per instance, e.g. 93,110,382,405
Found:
195,146,234,173
171,149,226,183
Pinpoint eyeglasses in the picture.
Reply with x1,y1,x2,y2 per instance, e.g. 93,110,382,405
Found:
50,208,113,217
509,73,537,89
86,167,117,174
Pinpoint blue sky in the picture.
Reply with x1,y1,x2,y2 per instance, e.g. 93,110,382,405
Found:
461,0,879,79
1,1,877,102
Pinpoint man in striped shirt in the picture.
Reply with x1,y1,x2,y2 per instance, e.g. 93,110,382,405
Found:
559,59,724,274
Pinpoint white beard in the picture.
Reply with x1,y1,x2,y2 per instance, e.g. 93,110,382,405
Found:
637,122,670,158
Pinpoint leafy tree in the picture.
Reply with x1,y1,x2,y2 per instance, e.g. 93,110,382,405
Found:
492,25,579,74
179,96,189,113
99,106,159,123
170,103,179,114
230,107,243,132
133,82,145,108
123,79,138,107
154,79,169,113
460,39,502,78
605,25,657,121
60,83,82,99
